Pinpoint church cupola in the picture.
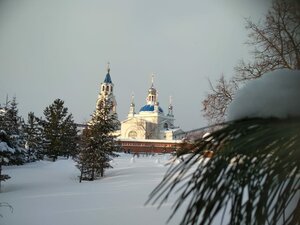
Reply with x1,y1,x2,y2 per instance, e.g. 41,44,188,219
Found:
140,74,164,113
146,74,158,105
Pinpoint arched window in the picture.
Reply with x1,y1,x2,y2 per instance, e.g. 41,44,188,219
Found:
128,131,137,139
106,86,109,91
164,123,169,129
102,86,105,91
111,86,113,92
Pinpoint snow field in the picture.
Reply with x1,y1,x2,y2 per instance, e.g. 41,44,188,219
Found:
1,154,184,225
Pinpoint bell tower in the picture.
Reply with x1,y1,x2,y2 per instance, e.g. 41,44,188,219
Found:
96,62,117,114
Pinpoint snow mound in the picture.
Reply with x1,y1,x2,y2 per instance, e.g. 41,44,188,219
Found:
130,157,135,163
227,69,300,120
0,141,15,153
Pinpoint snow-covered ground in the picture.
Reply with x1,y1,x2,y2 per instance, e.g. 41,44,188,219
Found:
1,153,185,225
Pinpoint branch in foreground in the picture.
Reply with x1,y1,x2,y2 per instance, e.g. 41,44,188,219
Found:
147,118,300,225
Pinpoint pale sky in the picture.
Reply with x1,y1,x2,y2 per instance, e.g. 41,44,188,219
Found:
0,0,271,131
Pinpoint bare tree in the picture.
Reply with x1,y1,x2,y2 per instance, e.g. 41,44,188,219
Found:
203,0,300,124
235,0,300,82
202,75,237,124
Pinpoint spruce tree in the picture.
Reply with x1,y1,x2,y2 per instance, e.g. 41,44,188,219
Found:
23,112,44,161
61,114,78,158
42,99,78,161
76,99,120,182
5,97,19,135
0,97,25,164
0,130,14,192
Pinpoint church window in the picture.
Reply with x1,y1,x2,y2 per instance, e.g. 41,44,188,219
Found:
102,86,105,91
111,86,113,92
164,123,169,129
106,86,109,91
128,131,137,139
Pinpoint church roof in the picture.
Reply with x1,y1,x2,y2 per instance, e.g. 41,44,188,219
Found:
148,87,156,94
104,73,112,83
140,104,164,113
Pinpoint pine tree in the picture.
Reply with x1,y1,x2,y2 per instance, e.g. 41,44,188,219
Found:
0,97,25,164
76,99,120,182
42,99,78,161
5,97,19,135
23,112,44,161
60,114,78,158
0,130,15,192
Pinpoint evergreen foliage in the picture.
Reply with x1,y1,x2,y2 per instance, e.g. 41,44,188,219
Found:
60,115,79,158
23,112,44,161
0,97,25,165
0,130,14,192
148,118,300,225
0,97,27,191
76,99,120,182
42,99,78,161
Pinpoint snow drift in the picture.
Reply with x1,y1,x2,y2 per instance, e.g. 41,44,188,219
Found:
227,69,300,121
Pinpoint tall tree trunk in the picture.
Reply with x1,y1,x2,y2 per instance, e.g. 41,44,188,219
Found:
100,165,104,177
79,166,83,183
91,167,95,181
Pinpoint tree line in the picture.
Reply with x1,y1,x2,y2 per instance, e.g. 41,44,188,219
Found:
0,97,120,190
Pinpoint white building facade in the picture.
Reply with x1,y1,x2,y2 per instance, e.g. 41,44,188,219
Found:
94,65,185,153
119,76,185,141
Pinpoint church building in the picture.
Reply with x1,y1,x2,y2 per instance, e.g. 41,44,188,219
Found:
95,64,185,153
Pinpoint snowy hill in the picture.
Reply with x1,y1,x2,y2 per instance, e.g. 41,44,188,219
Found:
1,154,184,225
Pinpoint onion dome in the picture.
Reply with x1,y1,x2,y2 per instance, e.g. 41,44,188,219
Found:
148,87,157,95
140,104,164,113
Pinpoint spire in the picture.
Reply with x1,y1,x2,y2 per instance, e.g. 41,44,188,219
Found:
130,92,135,106
151,73,154,87
106,61,110,73
104,62,112,83
168,95,174,117
128,92,136,117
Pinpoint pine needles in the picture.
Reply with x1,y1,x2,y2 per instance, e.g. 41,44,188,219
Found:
148,118,300,225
